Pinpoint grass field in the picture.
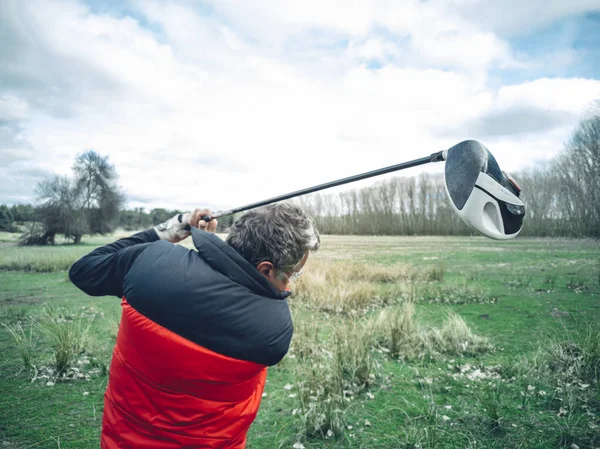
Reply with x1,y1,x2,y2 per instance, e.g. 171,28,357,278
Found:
0,232,599,448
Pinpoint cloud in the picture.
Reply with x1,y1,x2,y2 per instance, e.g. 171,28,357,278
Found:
461,107,576,137
445,78,600,137
0,164,54,204
0,121,33,162
0,0,598,211
0,95,29,121
442,0,600,36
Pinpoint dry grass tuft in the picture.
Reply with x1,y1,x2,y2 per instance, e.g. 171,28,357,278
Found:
40,306,93,376
288,317,322,361
369,302,491,360
333,321,373,391
294,260,414,313
295,361,347,439
302,259,417,284
3,321,37,372
428,313,492,356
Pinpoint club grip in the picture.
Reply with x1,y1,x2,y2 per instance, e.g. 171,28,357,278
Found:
183,215,213,232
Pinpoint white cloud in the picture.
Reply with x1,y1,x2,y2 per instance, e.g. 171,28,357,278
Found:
0,95,29,121
0,0,598,211
441,0,600,35
494,78,600,113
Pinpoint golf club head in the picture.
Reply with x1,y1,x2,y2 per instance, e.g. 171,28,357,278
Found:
444,140,525,240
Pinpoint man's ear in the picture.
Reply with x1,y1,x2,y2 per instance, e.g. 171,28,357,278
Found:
256,261,275,278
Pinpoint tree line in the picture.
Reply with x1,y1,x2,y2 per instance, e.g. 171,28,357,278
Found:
294,104,599,238
1,104,598,243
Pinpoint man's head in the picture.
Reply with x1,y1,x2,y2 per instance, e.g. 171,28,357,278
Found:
226,203,320,292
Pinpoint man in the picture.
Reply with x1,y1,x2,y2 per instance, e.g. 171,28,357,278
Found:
69,203,320,449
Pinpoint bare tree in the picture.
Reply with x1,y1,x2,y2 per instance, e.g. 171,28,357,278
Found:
554,107,600,237
21,151,123,245
72,150,123,241
30,175,84,244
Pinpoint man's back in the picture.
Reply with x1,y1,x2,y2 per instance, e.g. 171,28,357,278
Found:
69,228,293,448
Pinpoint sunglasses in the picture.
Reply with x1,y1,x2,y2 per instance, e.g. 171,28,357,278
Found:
287,269,304,280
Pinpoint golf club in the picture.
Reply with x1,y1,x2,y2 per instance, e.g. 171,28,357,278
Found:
191,140,526,240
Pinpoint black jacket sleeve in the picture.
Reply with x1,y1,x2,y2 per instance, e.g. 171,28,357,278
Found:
69,229,160,298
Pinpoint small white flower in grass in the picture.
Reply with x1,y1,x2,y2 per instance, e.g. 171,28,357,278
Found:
366,392,375,399
284,384,293,390
83,391,90,396
538,390,547,396
46,381,54,387
347,425,353,430
527,385,535,392
262,393,267,398
326,429,334,439
442,415,450,421
292,443,305,449
444,405,452,410
291,409,299,415
288,393,297,398
511,424,518,428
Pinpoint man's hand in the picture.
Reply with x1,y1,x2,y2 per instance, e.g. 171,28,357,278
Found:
189,209,218,233
154,209,218,243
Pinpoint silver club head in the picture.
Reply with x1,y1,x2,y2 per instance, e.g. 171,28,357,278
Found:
444,140,525,240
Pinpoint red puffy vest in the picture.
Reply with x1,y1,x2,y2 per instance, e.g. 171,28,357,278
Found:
101,299,267,448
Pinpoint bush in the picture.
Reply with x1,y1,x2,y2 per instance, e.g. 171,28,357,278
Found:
18,223,54,246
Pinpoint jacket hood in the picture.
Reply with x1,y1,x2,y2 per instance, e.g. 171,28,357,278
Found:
191,228,291,300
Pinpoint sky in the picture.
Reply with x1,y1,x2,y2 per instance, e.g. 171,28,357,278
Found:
1,0,599,211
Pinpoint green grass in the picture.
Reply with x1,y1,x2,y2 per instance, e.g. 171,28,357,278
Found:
0,234,599,448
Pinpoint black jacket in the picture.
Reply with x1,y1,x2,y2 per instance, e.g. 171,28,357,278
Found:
69,228,293,366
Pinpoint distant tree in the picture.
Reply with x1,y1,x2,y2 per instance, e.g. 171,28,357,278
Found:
0,205,16,232
553,103,600,237
119,208,153,231
10,204,36,223
31,175,83,244
21,150,123,245
150,208,172,225
71,150,123,242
